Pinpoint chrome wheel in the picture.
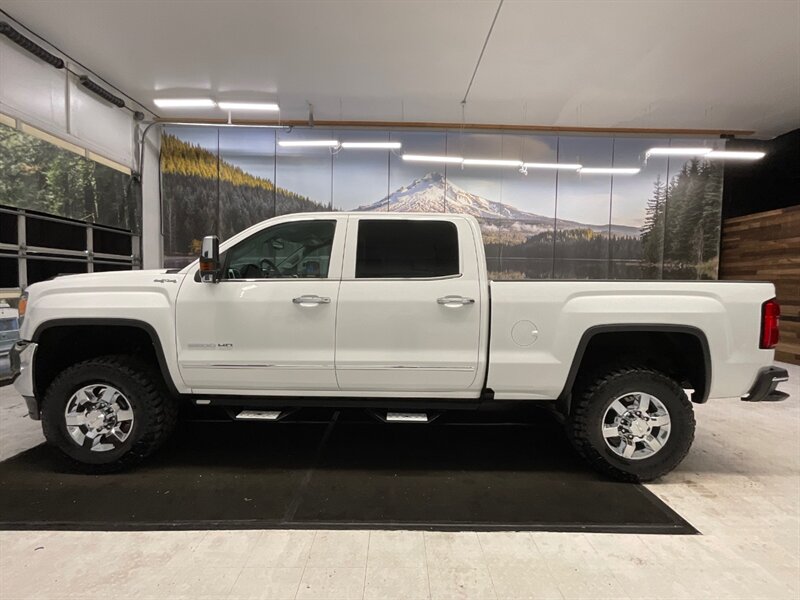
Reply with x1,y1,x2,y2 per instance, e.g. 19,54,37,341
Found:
601,392,671,460
64,384,135,452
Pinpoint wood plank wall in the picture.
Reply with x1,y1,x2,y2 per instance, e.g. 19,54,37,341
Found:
720,205,800,365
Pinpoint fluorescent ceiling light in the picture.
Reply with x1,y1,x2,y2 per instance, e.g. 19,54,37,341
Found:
153,98,215,108
523,162,582,170
705,150,765,160
278,139,339,147
340,141,402,149
402,154,463,163
218,101,279,111
579,167,641,175
646,147,712,157
463,158,523,167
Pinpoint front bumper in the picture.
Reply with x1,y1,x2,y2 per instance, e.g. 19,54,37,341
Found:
741,366,790,402
9,340,40,419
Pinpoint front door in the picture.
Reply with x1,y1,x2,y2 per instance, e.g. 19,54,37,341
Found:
176,217,345,393
335,217,485,394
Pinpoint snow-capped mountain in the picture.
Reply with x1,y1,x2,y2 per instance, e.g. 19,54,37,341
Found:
356,172,640,238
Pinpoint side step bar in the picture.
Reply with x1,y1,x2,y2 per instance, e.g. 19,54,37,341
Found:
371,410,441,424
386,412,429,423
235,410,284,421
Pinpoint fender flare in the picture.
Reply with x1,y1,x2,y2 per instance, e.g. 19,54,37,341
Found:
31,318,180,397
555,324,712,414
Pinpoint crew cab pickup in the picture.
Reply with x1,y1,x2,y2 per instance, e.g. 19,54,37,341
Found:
10,212,788,480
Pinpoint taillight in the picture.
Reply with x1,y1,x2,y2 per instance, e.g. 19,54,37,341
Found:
760,298,780,349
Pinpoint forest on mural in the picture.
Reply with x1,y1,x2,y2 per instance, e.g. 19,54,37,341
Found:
0,124,136,230
481,160,722,279
640,160,722,279
161,134,328,262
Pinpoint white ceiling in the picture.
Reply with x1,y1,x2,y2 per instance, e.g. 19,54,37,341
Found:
1,0,798,138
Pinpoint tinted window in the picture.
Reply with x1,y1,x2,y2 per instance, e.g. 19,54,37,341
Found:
224,220,335,279
356,220,459,278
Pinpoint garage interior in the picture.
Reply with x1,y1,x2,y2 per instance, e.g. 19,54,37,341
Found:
0,1,799,599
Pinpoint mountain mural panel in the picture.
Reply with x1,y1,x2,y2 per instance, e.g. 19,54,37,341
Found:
159,128,722,279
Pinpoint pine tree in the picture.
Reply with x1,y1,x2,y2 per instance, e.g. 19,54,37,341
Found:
701,162,723,264
641,175,666,267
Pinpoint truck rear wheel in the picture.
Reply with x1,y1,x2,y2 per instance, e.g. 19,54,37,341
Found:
41,355,178,472
567,366,695,482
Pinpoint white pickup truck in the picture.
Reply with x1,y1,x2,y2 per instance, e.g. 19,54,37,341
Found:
10,212,788,481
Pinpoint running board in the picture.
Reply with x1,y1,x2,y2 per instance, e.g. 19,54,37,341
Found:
235,410,283,421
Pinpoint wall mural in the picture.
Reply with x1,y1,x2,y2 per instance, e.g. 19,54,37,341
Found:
161,126,724,279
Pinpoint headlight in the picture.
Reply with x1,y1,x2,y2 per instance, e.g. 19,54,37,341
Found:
18,291,27,326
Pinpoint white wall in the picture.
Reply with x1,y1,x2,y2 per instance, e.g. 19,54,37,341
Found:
0,31,137,169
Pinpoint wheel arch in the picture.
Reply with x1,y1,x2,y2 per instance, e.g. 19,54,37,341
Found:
31,318,180,400
557,324,711,415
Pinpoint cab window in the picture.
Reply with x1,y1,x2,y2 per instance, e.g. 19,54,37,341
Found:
223,220,335,280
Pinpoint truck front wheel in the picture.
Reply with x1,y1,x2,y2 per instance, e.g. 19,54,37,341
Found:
567,366,695,482
41,355,178,472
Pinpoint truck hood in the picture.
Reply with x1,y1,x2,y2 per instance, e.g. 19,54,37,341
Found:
26,269,182,290
25,269,185,295
20,269,188,341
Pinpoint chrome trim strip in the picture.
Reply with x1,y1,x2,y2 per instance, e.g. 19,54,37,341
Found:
216,273,464,283
339,274,463,282
180,362,334,370
335,364,476,372
181,363,472,372
221,278,335,282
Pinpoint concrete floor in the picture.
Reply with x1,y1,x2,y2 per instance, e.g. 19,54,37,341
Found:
0,363,798,600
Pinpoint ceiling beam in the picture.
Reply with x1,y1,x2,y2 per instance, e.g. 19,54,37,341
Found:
155,118,754,137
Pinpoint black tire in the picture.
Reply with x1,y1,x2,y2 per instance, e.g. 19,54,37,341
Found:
567,366,695,482
41,355,178,472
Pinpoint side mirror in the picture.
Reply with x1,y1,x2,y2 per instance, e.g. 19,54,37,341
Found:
199,235,220,283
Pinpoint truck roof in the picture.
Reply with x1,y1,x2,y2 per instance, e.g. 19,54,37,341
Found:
286,212,476,219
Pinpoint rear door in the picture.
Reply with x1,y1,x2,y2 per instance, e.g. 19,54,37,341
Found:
335,216,484,394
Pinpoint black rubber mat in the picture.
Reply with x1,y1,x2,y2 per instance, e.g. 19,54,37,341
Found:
0,408,696,533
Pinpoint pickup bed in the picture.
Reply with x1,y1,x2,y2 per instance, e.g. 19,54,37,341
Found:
10,212,788,481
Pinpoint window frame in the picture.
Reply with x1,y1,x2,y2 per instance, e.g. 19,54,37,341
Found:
352,218,462,281
219,218,339,282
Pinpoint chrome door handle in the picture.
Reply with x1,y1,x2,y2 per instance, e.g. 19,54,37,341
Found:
437,295,475,307
292,295,331,306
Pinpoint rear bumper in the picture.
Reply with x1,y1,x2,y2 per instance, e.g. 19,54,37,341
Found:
10,340,40,419
741,366,790,402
